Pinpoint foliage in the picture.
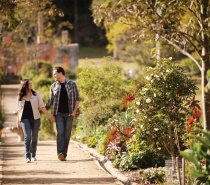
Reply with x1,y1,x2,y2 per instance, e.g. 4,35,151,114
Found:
73,114,88,143
106,21,156,66
0,1,63,31
92,0,210,131
77,61,132,109
76,60,135,137
32,75,53,108
132,58,199,159
76,57,201,172
20,60,52,80
39,114,56,140
87,125,107,153
104,109,135,160
30,72,54,140
0,1,64,28
92,0,207,59
0,0,71,71
104,103,168,171
93,58,201,174
0,0,17,28
113,151,166,171
104,18,183,66
0,68,4,83
138,167,166,184
181,128,210,184
180,53,201,76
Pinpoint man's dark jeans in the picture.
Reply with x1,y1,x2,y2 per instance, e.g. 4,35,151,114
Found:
55,113,73,158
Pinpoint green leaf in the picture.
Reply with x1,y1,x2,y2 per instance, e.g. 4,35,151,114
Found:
190,169,206,178
180,150,199,167
202,130,210,143
191,135,210,149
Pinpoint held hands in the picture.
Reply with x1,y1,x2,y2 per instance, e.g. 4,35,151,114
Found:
49,115,55,122
48,110,79,122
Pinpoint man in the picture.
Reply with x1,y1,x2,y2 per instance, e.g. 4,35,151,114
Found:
50,66,80,161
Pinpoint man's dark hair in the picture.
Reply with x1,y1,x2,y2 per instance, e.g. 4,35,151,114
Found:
54,66,65,75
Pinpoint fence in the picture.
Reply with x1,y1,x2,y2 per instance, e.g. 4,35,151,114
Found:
165,157,185,185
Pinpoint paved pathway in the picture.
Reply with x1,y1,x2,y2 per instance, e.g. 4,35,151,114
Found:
0,84,123,185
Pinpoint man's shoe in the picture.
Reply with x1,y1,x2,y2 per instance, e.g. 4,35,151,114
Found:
58,153,65,161
32,157,37,161
26,158,31,163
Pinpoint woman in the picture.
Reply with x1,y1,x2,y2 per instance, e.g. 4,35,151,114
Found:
17,79,53,163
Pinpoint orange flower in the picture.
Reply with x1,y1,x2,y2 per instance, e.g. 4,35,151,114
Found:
187,116,194,125
120,93,135,109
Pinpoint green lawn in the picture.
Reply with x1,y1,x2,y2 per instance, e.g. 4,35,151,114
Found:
79,47,110,59
78,46,141,71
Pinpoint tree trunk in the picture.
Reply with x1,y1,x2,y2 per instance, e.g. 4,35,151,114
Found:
201,0,210,130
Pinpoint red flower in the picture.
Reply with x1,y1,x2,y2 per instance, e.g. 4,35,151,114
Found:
187,116,194,125
192,107,201,119
123,127,132,136
127,94,135,101
120,93,135,109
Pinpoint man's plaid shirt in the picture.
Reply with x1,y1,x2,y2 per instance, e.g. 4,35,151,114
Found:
50,79,80,116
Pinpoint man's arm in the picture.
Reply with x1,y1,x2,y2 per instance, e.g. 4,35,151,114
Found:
71,101,79,117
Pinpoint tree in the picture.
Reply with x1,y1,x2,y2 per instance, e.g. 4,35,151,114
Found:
0,0,16,28
92,0,210,130
0,0,71,70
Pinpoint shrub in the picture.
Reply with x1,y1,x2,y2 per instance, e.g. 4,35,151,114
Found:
133,58,199,159
20,60,52,79
29,73,55,140
76,61,135,138
181,128,210,184
138,167,166,184
73,115,88,143
39,114,56,140
113,151,166,171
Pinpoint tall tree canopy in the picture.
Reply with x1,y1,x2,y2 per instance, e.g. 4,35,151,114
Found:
92,0,210,130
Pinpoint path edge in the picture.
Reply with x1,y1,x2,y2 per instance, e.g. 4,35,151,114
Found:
71,140,138,185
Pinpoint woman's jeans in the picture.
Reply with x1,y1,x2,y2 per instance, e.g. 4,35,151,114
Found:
21,119,40,160
55,113,73,158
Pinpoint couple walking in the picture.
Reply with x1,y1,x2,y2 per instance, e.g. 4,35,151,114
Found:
16,66,80,163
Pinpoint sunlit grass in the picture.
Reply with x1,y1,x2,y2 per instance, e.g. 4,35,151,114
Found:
78,46,141,71
79,47,110,59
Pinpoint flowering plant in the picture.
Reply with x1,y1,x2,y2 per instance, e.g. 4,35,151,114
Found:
132,58,200,159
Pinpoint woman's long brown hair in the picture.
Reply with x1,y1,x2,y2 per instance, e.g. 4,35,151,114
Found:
18,79,36,101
